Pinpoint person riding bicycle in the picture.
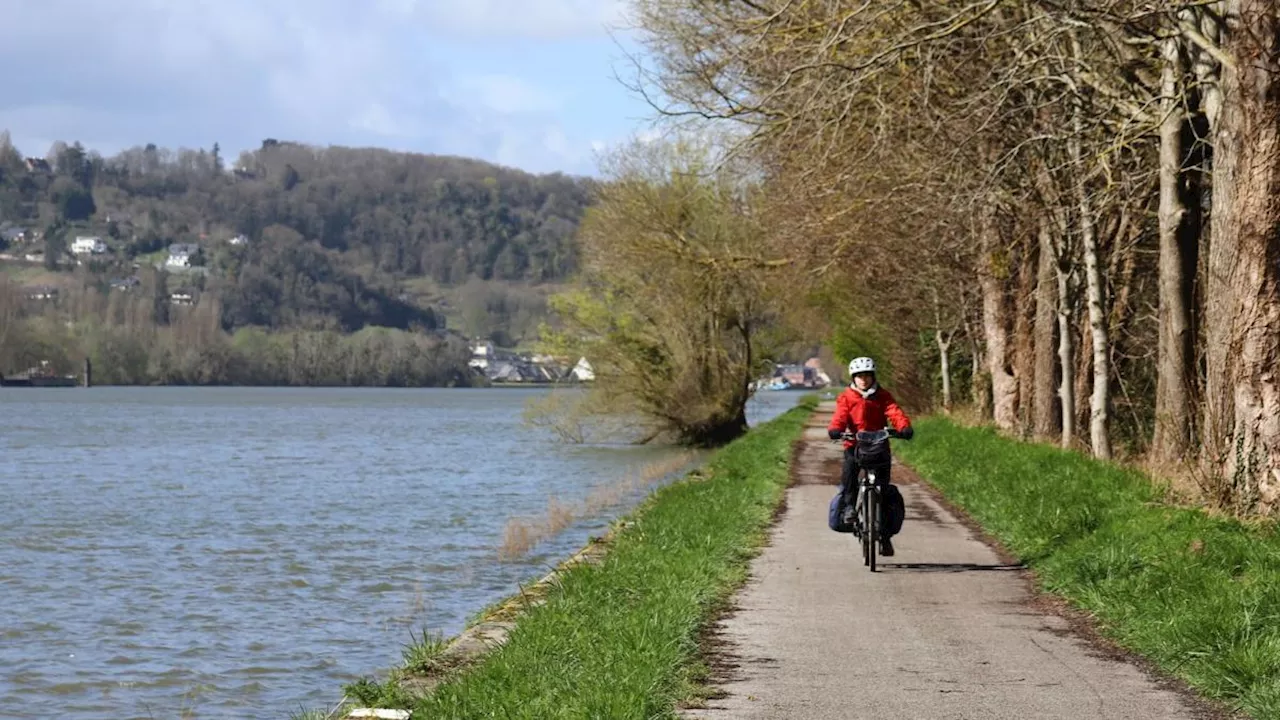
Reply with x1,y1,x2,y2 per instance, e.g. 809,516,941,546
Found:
827,356,913,556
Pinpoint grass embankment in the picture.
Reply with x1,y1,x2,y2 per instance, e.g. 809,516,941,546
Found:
345,397,817,719
897,417,1280,718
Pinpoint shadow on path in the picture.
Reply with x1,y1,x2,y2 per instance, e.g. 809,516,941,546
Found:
879,562,1025,573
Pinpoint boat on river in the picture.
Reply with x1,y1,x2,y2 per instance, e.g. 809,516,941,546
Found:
0,361,77,387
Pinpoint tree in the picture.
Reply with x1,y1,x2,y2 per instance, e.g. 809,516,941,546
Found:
544,137,786,446
43,225,65,270
1201,0,1280,512
50,177,95,221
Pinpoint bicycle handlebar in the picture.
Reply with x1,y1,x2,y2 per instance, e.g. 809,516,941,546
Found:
833,429,902,442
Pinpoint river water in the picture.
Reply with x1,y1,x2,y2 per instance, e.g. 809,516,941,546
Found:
0,387,802,719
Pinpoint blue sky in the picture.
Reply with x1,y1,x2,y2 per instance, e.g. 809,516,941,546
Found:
0,0,659,176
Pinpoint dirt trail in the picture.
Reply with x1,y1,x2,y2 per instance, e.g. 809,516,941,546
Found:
684,401,1228,720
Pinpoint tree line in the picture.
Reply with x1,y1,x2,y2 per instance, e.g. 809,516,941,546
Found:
0,273,477,387
618,0,1280,512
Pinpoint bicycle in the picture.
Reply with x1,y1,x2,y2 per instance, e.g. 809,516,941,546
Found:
836,428,899,572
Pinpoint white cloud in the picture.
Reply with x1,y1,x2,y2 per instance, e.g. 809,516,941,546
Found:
385,0,628,39
0,0,631,174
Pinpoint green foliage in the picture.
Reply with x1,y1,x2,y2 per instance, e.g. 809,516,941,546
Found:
50,177,95,221
345,398,816,718
543,138,785,446
400,628,452,674
342,677,415,710
453,276,549,346
807,280,898,386
897,418,1280,718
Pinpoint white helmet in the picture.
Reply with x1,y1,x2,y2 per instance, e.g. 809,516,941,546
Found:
848,356,876,376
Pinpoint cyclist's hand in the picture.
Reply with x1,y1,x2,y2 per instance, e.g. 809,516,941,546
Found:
827,429,843,441
897,426,914,441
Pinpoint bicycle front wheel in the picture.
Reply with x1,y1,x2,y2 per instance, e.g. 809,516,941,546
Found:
864,488,878,572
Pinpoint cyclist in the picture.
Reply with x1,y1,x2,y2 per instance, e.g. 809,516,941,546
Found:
826,356,914,556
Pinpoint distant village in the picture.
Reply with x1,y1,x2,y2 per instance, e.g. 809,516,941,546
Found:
468,341,596,385
468,338,834,393
1,215,246,308
756,358,833,391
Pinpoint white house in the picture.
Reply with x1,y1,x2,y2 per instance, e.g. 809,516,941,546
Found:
167,243,200,267
228,234,249,246
23,284,58,300
571,358,595,382
71,236,107,255
469,341,497,371
0,226,29,244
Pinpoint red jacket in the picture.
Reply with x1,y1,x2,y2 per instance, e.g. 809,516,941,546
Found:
828,386,912,449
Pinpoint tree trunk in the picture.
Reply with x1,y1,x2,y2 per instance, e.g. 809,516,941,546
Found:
937,331,953,412
1074,311,1092,447
1069,31,1113,460
1190,6,1224,131
1153,34,1198,465
979,208,1018,431
1035,222,1060,439
1014,241,1037,437
1203,0,1280,512
970,330,991,419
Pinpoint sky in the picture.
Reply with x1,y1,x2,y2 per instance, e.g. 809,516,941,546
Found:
0,0,660,176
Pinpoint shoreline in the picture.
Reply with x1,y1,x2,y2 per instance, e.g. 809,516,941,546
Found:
322,396,819,719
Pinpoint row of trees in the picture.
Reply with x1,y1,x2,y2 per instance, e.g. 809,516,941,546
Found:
624,0,1280,512
0,275,476,387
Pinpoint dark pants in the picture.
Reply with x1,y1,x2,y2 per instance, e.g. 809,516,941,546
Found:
841,449,900,539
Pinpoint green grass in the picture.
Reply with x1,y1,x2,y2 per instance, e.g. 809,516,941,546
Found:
400,628,452,674
896,417,1280,718
344,397,817,718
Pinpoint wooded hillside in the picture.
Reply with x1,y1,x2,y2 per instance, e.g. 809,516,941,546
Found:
0,133,592,385
0,134,591,334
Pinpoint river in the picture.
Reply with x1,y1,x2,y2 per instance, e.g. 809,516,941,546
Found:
0,387,803,719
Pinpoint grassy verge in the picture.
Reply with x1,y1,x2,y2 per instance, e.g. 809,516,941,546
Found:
896,417,1280,718
343,396,817,719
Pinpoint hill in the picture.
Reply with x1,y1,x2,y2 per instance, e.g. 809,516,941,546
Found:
0,133,591,336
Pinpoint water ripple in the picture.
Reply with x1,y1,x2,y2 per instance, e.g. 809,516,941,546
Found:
0,386,799,718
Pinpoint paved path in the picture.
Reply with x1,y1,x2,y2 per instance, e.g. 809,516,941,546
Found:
684,401,1220,720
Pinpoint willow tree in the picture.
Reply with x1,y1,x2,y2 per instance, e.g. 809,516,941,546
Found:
543,138,788,447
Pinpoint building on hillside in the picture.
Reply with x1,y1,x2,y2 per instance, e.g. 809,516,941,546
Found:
804,357,832,387
71,236,107,255
488,361,530,383
571,358,595,382
22,285,58,300
169,288,196,305
110,276,141,292
1,226,30,244
228,234,249,246
469,341,499,372
167,243,201,267
778,364,809,387
24,157,51,172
